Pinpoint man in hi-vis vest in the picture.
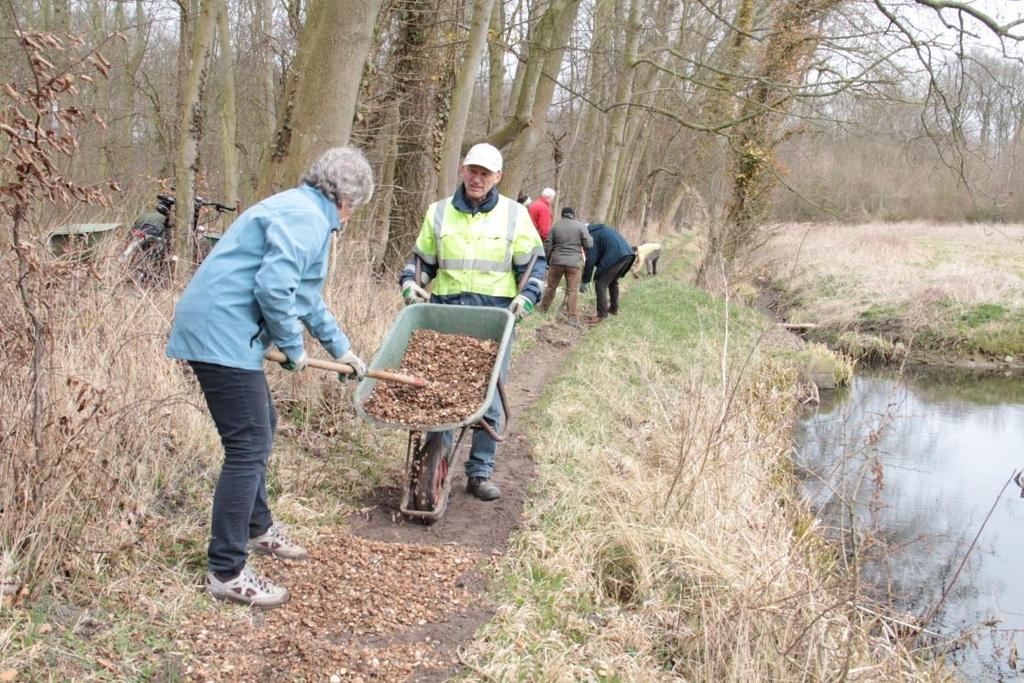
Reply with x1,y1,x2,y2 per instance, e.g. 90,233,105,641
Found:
399,143,546,501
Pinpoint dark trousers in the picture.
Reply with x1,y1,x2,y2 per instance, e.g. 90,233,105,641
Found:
189,362,276,575
595,255,635,318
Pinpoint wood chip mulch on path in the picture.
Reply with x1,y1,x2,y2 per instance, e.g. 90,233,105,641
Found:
363,330,499,427
182,530,480,682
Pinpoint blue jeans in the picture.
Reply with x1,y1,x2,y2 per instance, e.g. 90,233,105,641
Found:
189,362,276,576
442,335,512,479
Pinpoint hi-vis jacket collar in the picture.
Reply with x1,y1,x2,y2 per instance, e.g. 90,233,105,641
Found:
452,184,499,215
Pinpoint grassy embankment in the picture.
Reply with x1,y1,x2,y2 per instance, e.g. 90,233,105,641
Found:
2,230,935,679
755,222,1024,366
457,236,945,680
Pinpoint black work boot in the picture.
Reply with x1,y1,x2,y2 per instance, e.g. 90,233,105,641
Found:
466,476,501,501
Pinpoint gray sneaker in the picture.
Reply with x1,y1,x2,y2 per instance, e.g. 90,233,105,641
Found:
247,523,309,560
467,476,501,501
206,568,289,608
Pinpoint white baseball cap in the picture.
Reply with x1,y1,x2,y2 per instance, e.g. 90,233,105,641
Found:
463,143,503,173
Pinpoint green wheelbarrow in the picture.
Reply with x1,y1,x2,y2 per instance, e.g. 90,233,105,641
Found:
355,303,515,523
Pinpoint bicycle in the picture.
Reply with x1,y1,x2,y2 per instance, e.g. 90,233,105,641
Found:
119,192,237,286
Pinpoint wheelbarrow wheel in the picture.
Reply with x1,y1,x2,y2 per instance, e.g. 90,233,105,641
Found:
413,432,448,523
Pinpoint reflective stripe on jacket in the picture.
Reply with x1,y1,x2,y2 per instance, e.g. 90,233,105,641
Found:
412,192,545,300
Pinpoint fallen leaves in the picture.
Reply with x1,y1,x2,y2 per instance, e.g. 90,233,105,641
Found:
183,530,480,681
363,330,498,427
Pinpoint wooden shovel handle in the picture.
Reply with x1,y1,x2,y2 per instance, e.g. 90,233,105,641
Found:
264,350,427,388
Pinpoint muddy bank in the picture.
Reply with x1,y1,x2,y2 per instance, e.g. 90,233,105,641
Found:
757,275,1024,372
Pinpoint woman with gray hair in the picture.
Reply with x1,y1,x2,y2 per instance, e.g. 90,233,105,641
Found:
166,146,374,607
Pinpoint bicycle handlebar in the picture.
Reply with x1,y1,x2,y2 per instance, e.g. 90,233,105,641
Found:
194,199,237,213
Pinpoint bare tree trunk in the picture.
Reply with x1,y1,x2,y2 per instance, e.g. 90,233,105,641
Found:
176,0,196,148
217,2,239,205
504,0,543,129
589,0,642,222
698,0,842,291
10,206,45,465
474,0,575,153
174,0,218,268
438,0,499,195
500,0,580,196
51,0,69,31
287,0,303,38
255,0,277,143
381,0,451,272
486,0,505,133
574,0,614,215
365,101,401,267
257,0,385,196
691,0,757,227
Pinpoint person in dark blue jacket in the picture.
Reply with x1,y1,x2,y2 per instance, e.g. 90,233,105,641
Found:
167,147,374,607
580,223,635,320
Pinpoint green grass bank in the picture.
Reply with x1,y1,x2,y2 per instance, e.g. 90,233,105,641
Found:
457,238,945,680
755,222,1024,367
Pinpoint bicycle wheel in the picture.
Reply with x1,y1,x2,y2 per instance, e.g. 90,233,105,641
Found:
123,238,169,287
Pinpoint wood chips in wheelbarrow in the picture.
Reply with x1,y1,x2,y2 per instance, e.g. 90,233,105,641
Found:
363,330,499,425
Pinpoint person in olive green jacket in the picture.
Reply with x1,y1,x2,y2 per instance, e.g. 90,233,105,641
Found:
539,207,592,325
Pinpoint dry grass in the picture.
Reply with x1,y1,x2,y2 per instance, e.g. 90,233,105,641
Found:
755,222,1024,360
1,224,949,679
457,250,949,681
0,231,404,677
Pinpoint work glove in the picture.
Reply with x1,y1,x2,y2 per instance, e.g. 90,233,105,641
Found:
579,282,590,294
508,294,535,321
402,281,429,305
279,350,308,372
337,350,367,383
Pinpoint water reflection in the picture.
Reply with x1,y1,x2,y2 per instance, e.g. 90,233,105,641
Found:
795,368,1024,680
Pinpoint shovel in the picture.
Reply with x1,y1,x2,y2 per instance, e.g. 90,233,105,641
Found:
264,349,428,388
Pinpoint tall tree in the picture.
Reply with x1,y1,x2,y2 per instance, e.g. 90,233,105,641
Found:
174,0,218,266
257,0,385,195
697,0,843,290
475,0,579,155
500,0,581,195
381,0,453,271
217,1,239,205
438,0,499,194
588,0,642,221
486,0,505,133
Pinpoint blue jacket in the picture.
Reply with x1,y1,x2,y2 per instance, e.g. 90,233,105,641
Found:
582,223,633,284
166,185,349,370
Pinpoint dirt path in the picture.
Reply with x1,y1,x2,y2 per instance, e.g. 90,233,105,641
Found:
183,318,583,682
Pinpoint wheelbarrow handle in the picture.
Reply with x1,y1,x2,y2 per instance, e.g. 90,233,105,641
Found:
264,350,427,388
516,254,537,295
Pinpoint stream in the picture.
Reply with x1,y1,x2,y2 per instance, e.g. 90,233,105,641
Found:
795,368,1024,680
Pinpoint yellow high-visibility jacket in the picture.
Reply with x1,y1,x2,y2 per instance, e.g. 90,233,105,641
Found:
412,191,545,302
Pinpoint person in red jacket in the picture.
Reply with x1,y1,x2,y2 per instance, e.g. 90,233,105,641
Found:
528,187,555,241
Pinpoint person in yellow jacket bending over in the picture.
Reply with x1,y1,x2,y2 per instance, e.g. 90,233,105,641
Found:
632,242,663,277
398,143,547,501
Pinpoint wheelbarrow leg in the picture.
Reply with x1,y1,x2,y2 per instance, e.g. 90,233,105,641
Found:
403,426,471,524
399,431,422,516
